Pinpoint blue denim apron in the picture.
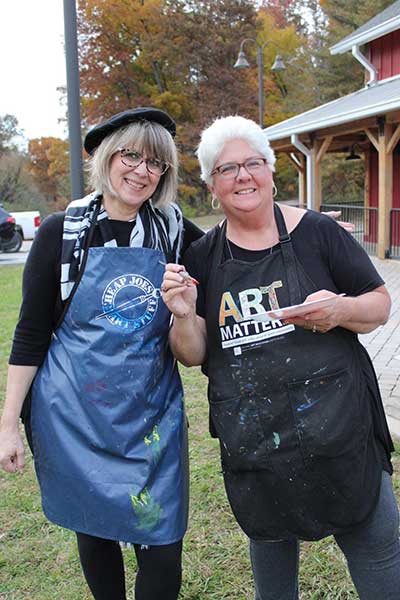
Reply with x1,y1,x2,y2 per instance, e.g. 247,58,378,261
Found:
31,246,189,545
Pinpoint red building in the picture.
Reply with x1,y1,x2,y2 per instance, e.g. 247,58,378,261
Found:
264,1,400,259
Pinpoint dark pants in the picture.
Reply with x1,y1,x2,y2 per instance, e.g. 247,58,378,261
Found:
250,472,400,600
76,532,182,600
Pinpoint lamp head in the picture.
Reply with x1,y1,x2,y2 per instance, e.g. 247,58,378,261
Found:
271,54,286,71
234,50,250,69
345,145,361,161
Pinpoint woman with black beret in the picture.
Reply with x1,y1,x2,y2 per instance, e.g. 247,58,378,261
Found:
0,108,203,600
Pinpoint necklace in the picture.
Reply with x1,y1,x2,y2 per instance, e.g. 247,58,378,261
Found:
225,237,274,260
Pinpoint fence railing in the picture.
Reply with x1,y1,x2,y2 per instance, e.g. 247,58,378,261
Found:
389,208,400,259
320,203,378,256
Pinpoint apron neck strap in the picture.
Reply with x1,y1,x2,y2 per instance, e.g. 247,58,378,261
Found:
274,203,302,306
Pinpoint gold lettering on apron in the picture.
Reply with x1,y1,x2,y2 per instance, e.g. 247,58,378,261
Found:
219,292,242,326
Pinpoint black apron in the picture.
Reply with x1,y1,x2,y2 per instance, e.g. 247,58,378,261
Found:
205,205,382,541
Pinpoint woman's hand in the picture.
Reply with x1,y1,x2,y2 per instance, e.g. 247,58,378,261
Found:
161,263,198,319
322,211,355,233
161,264,207,366
0,428,25,473
285,286,390,334
284,290,343,333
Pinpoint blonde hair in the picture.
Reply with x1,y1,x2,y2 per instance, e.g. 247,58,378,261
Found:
87,121,178,206
197,115,276,184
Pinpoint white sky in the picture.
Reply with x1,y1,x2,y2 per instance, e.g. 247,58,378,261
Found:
0,1,67,142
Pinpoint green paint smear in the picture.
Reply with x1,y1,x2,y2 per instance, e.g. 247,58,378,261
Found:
273,432,280,449
130,487,163,531
143,425,161,462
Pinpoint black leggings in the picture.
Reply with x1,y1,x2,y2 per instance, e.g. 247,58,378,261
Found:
76,532,183,600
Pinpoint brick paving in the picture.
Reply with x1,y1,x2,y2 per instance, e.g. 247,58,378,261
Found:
360,258,400,438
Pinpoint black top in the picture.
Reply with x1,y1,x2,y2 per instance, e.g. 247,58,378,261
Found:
10,212,203,366
183,210,385,318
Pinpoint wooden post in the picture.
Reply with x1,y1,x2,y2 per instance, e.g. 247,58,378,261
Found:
364,148,370,242
313,136,332,212
298,154,307,208
311,143,320,211
288,153,306,207
378,120,393,259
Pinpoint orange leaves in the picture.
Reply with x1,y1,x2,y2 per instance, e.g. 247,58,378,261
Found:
28,137,70,203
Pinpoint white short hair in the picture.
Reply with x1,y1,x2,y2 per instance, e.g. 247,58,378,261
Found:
196,115,276,184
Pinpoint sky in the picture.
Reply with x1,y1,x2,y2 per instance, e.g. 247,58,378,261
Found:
0,1,67,142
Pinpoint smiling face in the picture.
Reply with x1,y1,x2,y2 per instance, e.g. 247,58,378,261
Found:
209,139,274,220
105,150,162,220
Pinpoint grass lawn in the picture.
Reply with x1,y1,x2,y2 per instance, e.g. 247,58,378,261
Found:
0,264,399,599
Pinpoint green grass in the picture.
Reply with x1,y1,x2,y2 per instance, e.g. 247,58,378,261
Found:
0,265,399,599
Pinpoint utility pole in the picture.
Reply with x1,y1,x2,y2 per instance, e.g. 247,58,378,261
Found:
63,0,84,199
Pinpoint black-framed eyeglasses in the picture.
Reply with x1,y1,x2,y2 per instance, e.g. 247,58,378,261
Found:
118,148,170,176
211,157,268,179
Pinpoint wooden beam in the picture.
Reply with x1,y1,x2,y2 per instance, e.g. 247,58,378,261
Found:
316,136,333,164
364,128,379,151
313,116,378,140
312,142,322,212
297,154,306,207
386,110,400,124
287,153,305,173
387,123,400,154
377,123,393,259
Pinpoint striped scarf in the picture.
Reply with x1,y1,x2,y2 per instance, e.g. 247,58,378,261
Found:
61,192,183,301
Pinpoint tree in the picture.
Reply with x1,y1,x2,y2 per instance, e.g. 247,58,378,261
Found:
77,0,260,211
0,152,44,210
0,114,23,155
314,0,395,102
28,137,70,208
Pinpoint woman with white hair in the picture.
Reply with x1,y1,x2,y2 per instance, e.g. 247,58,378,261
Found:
161,115,400,599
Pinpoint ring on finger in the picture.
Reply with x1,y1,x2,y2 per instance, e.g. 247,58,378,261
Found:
312,324,317,333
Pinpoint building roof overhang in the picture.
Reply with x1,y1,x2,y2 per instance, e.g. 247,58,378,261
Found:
330,1,400,54
263,76,400,150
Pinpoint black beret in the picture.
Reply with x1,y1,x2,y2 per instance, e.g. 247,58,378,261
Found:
84,107,176,155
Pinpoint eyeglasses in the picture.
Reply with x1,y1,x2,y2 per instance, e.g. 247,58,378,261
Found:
118,148,170,176
211,157,268,179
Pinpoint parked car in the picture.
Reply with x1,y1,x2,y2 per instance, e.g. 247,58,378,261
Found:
10,210,41,239
0,206,23,253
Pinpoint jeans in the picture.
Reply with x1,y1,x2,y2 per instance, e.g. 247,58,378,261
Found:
250,471,400,600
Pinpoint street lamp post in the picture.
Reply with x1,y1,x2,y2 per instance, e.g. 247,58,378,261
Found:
234,39,286,129
63,0,84,199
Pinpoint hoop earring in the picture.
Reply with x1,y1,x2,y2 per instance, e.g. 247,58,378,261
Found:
272,183,278,198
211,196,220,211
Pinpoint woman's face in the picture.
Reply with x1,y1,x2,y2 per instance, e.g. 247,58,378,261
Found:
209,139,273,218
107,148,162,218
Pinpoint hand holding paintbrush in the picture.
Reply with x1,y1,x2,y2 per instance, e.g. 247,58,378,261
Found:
159,262,199,319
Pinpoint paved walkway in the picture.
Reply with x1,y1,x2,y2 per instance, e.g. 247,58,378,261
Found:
361,257,400,438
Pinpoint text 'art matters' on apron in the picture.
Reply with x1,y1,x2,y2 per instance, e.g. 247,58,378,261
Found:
205,205,381,541
31,246,189,545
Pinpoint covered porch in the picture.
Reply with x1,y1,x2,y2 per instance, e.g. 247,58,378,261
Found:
264,77,400,259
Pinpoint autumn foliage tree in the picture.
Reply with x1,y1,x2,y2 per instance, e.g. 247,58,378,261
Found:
77,1,261,209
28,137,70,208
77,0,304,210
75,0,389,211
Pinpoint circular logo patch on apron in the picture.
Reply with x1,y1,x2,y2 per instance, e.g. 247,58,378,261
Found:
97,274,160,332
